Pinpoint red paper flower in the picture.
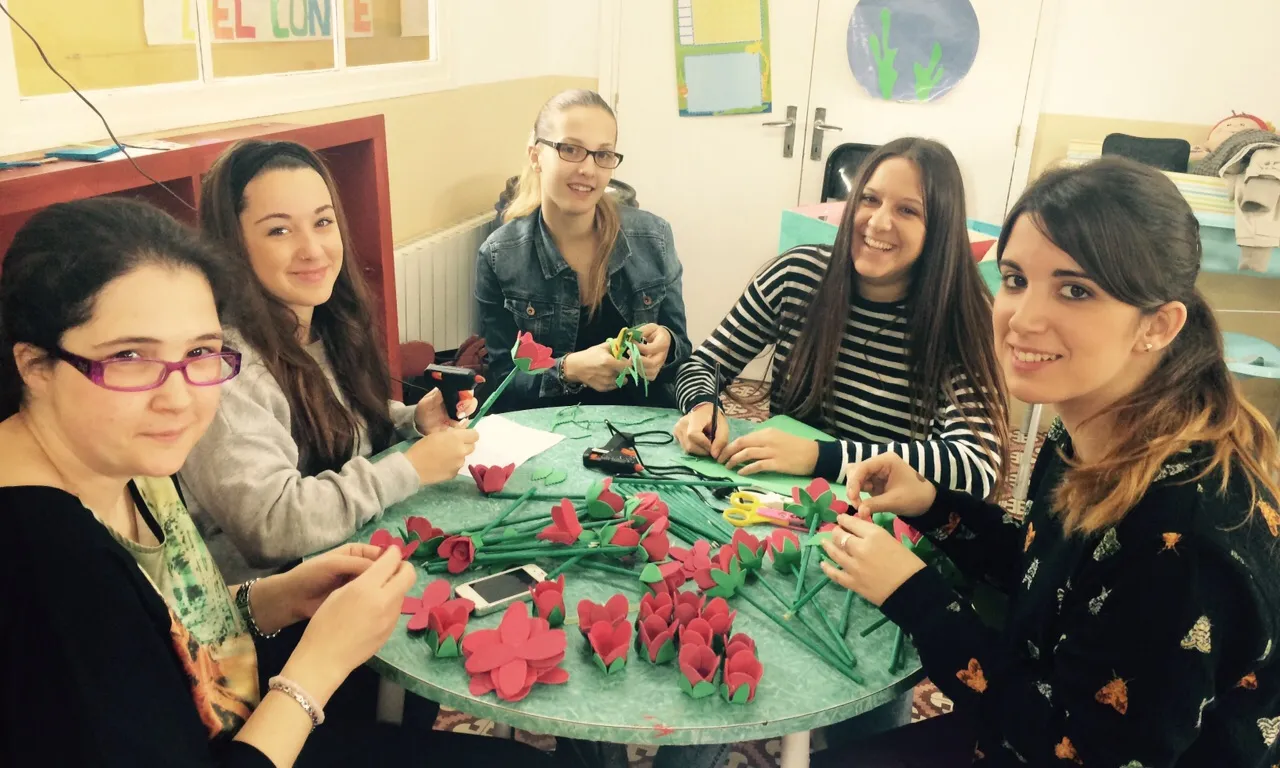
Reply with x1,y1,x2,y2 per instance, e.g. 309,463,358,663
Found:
576,594,629,637
636,613,677,665
462,602,569,702
700,597,737,639
639,516,671,562
669,540,713,579
729,528,765,571
673,590,706,629
405,516,444,542
401,579,453,631
529,575,566,628
725,633,756,660
426,598,475,657
766,529,803,574
511,331,555,373
437,535,476,575
788,478,848,523
721,648,764,704
371,528,420,560
588,620,632,674
680,617,715,648
652,561,689,595
693,546,738,592
894,516,925,545
602,522,641,548
586,477,626,520
537,499,583,546
468,463,515,495
678,643,721,699
639,591,674,625
631,492,669,532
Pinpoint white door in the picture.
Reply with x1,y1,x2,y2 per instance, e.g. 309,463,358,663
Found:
612,0,821,356
799,0,1044,223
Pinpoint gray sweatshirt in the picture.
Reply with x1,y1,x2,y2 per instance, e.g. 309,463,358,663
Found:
180,331,421,583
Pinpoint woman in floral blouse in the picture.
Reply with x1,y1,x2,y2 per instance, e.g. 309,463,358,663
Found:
818,157,1280,767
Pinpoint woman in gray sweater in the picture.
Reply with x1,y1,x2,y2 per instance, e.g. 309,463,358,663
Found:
181,140,477,583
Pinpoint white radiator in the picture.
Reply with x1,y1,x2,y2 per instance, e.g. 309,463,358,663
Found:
394,213,495,350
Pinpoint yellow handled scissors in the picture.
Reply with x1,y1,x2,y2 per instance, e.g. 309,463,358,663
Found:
723,491,808,530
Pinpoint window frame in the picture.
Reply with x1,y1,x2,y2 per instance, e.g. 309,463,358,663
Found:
0,0,454,157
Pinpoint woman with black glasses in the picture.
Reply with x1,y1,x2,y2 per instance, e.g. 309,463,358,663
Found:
474,89,693,413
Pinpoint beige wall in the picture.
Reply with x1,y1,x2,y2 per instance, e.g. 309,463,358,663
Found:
1028,113,1210,181
161,75,595,244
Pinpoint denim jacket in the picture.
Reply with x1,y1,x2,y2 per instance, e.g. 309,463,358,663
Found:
474,206,692,411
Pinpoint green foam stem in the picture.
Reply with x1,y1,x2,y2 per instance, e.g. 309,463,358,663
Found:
467,369,518,428
487,491,574,502
576,560,642,578
791,516,821,606
473,544,635,563
473,488,537,541
790,575,832,615
456,511,552,536
888,626,906,673
840,590,856,636
808,600,856,667
543,554,587,581
611,477,741,489
739,588,864,685
860,615,891,637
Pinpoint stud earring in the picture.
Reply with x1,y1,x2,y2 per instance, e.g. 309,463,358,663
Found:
1144,343,1154,351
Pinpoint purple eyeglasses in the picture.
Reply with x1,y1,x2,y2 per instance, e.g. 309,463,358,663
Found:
52,347,243,393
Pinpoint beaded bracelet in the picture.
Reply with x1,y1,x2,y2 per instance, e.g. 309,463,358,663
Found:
268,675,325,730
235,578,281,639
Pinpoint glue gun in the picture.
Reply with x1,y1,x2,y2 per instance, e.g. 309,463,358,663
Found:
583,429,645,475
423,364,483,418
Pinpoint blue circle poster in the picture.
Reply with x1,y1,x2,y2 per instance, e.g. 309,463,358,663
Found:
847,0,980,103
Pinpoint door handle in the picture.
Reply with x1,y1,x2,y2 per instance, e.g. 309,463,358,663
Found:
809,107,843,161
763,105,798,158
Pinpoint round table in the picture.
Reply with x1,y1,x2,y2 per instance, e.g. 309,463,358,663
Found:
358,405,923,764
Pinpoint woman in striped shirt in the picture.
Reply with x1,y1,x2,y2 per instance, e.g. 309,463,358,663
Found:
673,137,1008,499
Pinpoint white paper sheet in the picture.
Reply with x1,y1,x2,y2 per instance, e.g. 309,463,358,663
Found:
459,415,565,476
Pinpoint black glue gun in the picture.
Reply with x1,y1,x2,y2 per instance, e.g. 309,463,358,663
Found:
583,429,644,475
424,364,484,417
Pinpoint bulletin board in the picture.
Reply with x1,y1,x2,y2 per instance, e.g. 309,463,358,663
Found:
673,0,772,117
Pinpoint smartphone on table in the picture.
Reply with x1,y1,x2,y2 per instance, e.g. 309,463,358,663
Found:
455,564,547,615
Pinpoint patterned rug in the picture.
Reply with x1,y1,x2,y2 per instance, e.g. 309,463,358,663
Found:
429,381,1045,766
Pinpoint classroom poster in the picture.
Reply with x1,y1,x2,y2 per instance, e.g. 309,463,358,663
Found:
142,0,393,46
847,0,980,103
673,0,772,117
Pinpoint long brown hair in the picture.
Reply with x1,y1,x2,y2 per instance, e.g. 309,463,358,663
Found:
1000,157,1280,533
504,89,621,312
773,138,1009,495
200,140,395,475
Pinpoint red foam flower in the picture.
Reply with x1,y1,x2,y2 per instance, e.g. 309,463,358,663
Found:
405,516,444,543
511,331,555,373
680,617,715,648
529,575,566,628
639,516,671,562
725,633,756,660
401,579,453,631
652,561,689,595
603,522,641,548
639,591,674,625
669,540,713,579
576,594,629,638
678,643,721,699
722,648,764,704
461,602,569,702
693,546,738,591
588,620,632,672
437,535,476,575
766,528,803,574
426,598,475,656
631,492,669,532
789,478,848,523
370,528,420,560
729,528,765,571
700,597,737,639
468,463,515,495
636,613,677,665
673,590,706,629
537,499,583,546
894,516,925,546
586,477,626,520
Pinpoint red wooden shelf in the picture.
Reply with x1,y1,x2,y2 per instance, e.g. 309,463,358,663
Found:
0,116,401,395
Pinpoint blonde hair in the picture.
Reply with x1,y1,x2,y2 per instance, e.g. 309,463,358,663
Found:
1001,158,1280,535
504,89,621,313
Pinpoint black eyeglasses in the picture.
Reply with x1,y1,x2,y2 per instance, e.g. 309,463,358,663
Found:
536,139,624,169
52,347,243,392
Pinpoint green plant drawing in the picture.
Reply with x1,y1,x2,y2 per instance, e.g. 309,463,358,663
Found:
914,41,945,101
866,8,899,100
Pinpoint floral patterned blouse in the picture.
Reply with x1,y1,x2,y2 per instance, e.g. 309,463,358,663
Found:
880,420,1280,767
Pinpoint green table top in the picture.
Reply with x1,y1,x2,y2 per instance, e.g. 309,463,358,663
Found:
357,405,922,746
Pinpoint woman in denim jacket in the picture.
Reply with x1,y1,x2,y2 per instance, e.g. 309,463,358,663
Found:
474,89,692,413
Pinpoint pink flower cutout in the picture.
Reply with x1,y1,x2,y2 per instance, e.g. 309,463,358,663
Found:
461,602,568,702
370,528,420,560
469,464,515,495
437,536,476,574
401,579,453,631
537,499,583,546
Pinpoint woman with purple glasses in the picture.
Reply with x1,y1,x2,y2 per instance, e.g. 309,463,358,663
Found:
0,198,551,767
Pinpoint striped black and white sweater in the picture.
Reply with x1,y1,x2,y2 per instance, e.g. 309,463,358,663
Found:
675,246,1000,497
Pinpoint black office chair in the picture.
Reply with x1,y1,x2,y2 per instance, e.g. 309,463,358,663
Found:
821,143,879,202
1101,134,1192,173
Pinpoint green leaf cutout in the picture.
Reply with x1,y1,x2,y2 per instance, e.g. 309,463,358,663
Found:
543,469,568,486
531,467,553,481
435,635,460,658
639,563,663,583
804,532,835,548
